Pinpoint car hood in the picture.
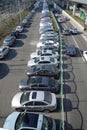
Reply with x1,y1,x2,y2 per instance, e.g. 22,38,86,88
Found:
11,92,23,107
3,112,20,130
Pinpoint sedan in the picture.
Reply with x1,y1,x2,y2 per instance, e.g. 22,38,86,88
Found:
37,40,59,48
30,50,59,60
70,27,78,35
66,44,77,56
27,56,58,67
3,36,16,46
19,76,59,92
11,91,57,112
36,45,59,52
27,64,59,78
3,111,56,130
0,45,9,59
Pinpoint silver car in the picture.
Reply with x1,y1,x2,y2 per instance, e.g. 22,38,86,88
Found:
0,46,9,59
11,91,57,112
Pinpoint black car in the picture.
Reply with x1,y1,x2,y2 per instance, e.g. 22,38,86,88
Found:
66,44,77,56
19,76,59,93
27,64,59,79
10,30,19,38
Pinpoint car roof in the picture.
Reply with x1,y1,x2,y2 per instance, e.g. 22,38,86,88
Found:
27,76,52,85
29,91,44,101
31,64,56,71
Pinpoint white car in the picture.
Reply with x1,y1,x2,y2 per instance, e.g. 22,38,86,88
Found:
30,50,59,60
16,25,23,33
83,51,87,61
40,22,53,27
0,46,9,59
11,91,57,112
70,27,78,34
41,33,58,37
37,40,59,48
27,56,58,67
3,111,56,130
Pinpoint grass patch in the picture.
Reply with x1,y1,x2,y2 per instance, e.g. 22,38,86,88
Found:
0,0,35,45
65,9,87,31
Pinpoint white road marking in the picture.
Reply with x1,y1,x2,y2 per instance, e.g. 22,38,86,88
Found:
71,35,86,62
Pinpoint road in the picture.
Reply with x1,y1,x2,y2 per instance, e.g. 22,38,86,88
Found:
0,5,87,130
0,7,60,129
61,20,87,130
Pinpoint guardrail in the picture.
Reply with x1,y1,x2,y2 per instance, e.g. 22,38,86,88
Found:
51,12,64,130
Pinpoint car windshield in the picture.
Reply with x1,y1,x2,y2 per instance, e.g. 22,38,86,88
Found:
33,66,41,72
44,91,52,103
49,78,55,86
27,77,42,85
15,113,38,130
5,38,11,42
67,46,75,51
20,92,30,104
41,116,53,130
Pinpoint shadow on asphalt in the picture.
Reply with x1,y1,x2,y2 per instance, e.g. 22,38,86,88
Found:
3,49,17,61
0,63,9,79
15,40,24,47
18,34,27,39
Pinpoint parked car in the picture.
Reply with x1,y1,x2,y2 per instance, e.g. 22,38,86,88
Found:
11,91,57,112
16,25,24,33
70,27,78,35
0,45,9,59
3,111,56,130
30,50,59,60
27,64,59,79
19,76,59,92
66,44,77,56
3,36,16,46
37,40,59,48
10,30,19,38
27,56,59,67
36,45,59,52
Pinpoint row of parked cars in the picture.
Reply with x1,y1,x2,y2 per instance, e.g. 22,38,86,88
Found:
3,1,60,130
0,9,34,59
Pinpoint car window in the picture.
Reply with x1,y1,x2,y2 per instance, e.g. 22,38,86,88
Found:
15,113,38,130
41,116,53,130
20,92,30,104
25,102,34,106
44,91,52,103
35,101,47,105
